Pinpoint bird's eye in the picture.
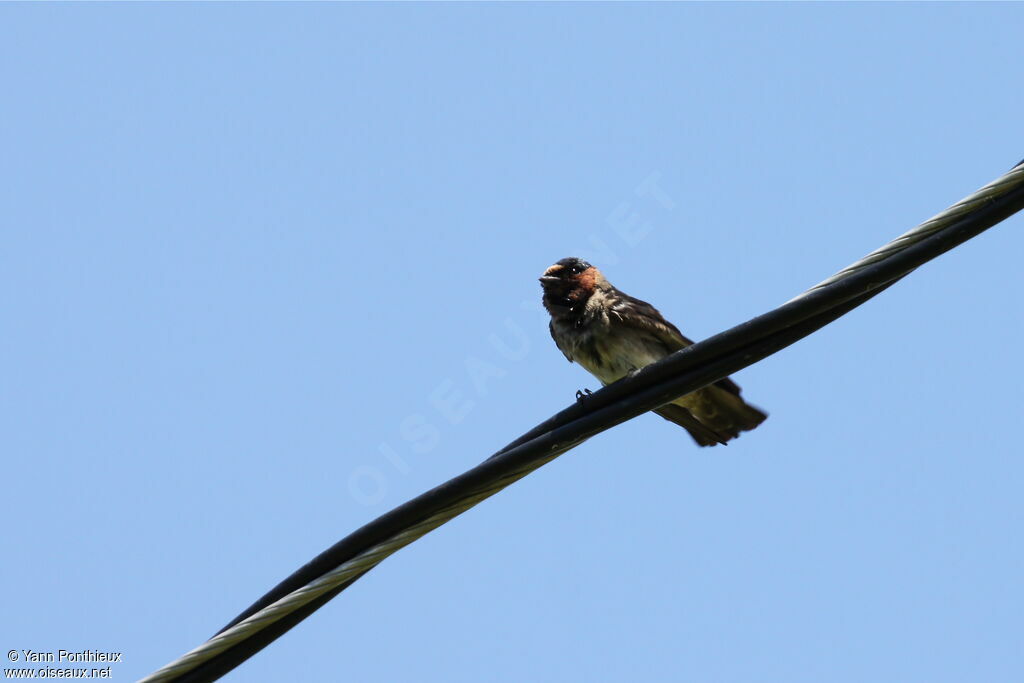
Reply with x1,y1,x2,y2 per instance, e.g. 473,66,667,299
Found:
569,265,583,275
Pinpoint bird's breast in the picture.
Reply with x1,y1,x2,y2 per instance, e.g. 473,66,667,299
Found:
552,315,668,386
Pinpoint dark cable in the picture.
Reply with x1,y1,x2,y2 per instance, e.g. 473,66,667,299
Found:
148,161,1024,683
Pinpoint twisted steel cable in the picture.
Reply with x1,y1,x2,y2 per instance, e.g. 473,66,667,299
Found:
800,160,1024,295
142,159,1024,683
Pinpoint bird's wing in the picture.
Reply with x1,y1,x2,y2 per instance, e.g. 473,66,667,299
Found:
613,290,744,397
611,291,693,351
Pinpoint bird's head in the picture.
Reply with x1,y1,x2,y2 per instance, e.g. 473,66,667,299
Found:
539,257,607,317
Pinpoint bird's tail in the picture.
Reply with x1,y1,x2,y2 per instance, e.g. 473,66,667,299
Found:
654,404,731,446
654,385,767,447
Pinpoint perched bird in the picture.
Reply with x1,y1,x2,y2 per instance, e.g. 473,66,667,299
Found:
540,257,767,446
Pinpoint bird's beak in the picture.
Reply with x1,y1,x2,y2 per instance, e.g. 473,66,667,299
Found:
538,276,561,285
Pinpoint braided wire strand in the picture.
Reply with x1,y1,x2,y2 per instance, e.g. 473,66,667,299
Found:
140,161,1024,683
139,455,560,683
799,164,1024,295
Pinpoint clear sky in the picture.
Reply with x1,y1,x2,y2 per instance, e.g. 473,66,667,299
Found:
3,4,1022,682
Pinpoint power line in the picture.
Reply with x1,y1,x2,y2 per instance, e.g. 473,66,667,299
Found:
142,159,1024,683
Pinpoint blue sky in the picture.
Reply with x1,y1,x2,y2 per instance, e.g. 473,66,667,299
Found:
3,4,1022,682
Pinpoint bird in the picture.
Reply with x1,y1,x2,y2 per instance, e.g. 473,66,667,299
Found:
540,257,767,446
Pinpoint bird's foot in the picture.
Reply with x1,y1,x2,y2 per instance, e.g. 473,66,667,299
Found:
575,388,594,404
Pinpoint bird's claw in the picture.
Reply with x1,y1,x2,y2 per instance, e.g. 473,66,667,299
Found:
575,388,594,404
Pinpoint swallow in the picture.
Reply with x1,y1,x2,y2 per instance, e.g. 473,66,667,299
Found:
540,257,767,446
